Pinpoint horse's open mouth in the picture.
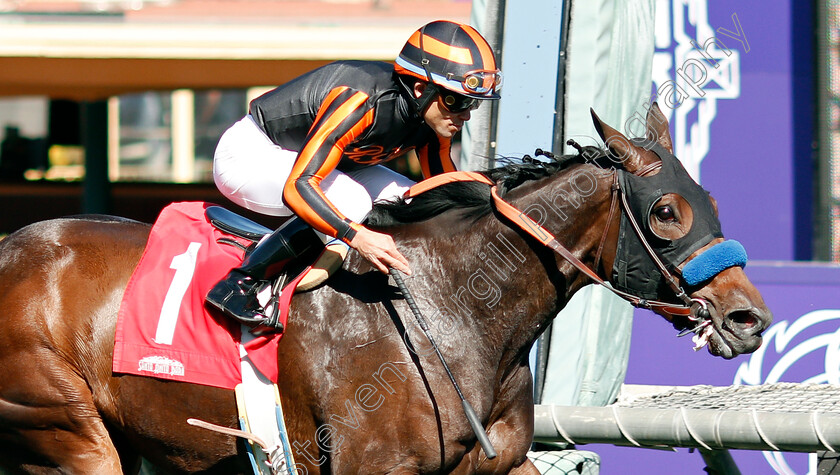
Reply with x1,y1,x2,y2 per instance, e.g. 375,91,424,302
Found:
706,329,736,359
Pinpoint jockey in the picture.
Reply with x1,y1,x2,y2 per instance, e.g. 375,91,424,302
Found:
206,20,502,324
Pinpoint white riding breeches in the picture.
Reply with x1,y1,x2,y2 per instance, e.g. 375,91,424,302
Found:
213,115,414,240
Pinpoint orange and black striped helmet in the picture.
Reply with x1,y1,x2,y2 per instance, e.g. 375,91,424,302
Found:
395,20,501,100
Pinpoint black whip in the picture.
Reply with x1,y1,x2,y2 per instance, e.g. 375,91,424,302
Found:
389,268,497,460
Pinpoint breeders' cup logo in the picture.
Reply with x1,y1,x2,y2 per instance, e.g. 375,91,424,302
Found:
734,310,840,475
652,0,745,181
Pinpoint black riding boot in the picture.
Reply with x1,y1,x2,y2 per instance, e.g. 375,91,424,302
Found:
205,217,317,325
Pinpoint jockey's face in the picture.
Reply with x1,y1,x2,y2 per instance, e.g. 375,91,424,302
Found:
413,82,475,139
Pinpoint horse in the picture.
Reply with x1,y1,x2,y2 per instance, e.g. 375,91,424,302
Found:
0,104,771,474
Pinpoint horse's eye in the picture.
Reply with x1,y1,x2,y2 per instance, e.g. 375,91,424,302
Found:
654,205,676,222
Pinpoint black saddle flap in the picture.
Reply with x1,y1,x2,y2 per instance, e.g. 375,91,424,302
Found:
205,206,271,241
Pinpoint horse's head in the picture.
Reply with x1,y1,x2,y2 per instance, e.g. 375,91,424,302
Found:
591,103,772,359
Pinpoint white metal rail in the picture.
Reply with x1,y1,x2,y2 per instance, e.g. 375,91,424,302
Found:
534,383,840,453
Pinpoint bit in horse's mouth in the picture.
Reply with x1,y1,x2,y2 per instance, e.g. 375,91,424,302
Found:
678,307,763,356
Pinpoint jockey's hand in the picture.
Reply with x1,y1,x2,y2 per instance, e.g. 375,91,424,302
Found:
349,227,411,275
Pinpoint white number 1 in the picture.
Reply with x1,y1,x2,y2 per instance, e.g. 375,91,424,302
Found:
154,242,202,345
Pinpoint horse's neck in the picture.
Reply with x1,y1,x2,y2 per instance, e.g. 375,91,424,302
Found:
434,165,615,373
498,162,614,293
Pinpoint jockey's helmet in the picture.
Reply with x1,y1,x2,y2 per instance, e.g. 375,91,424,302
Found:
395,20,501,113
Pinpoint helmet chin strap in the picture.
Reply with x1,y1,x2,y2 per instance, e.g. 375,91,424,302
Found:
397,74,439,118
414,82,439,115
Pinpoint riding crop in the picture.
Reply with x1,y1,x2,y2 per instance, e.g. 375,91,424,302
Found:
389,268,497,460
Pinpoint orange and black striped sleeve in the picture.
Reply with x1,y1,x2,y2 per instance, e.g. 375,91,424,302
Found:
282,87,375,243
417,134,457,179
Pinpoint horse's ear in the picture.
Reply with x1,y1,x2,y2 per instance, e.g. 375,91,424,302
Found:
645,102,673,153
590,108,646,174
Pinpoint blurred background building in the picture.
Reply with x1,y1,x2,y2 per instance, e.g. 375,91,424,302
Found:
0,0,471,230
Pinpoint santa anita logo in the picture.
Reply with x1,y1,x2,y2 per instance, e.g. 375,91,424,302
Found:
734,309,840,475
138,355,185,377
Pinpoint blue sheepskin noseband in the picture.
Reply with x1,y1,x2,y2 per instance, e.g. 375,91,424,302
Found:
682,240,748,286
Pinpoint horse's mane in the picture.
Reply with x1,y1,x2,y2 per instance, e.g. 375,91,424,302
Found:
365,146,608,227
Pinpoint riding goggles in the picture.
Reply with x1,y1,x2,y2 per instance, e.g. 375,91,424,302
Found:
446,69,503,96
438,92,480,113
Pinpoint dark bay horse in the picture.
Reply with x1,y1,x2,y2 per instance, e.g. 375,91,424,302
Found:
0,105,771,474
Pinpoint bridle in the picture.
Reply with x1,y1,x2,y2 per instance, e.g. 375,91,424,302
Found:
404,170,714,332
394,164,722,455
604,165,713,334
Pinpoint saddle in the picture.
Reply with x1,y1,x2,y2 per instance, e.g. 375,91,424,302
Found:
205,205,347,295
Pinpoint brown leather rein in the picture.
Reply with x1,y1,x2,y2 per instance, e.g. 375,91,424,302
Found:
405,171,709,321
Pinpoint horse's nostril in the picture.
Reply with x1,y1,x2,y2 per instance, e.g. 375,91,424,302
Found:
728,310,760,334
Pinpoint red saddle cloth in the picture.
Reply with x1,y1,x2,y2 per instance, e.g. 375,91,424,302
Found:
113,201,293,389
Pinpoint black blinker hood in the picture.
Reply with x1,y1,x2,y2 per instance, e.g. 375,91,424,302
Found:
611,140,723,300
